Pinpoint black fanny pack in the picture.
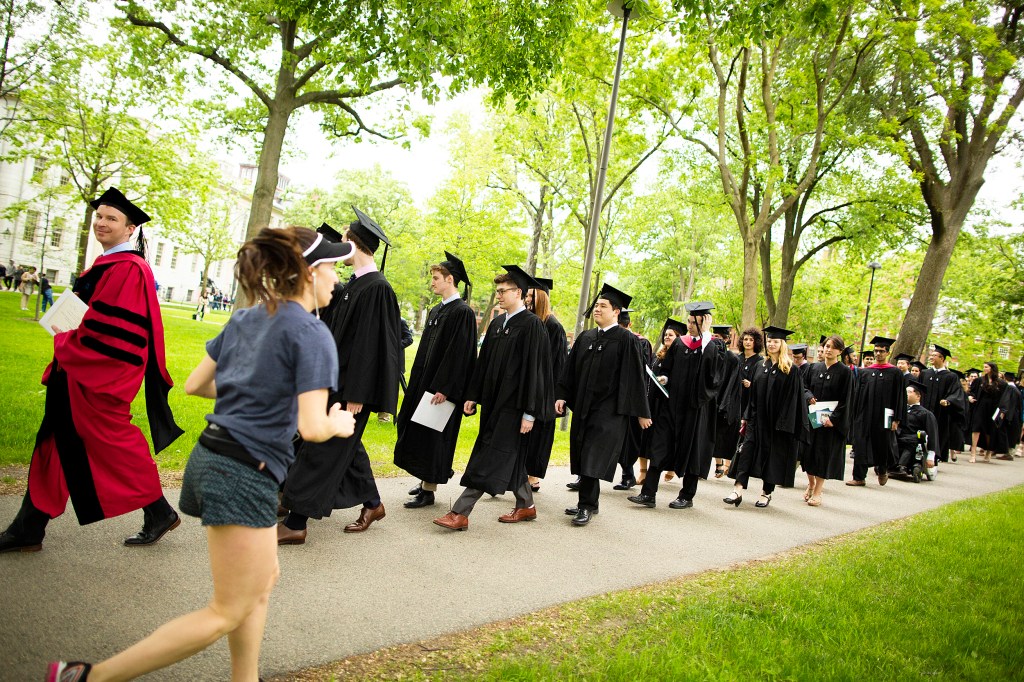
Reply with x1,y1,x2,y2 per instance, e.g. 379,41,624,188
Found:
199,423,273,478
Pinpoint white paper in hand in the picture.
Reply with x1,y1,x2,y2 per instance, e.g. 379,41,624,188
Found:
39,291,88,336
411,392,456,432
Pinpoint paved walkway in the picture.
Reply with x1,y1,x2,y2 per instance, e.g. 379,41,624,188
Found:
2,459,1023,680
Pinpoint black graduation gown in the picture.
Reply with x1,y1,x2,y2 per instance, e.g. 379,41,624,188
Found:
617,333,653,474
727,353,764,480
393,298,478,484
643,336,724,478
1000,383,1022,449
557,325,650,482
897,403,939,468
920,368,967,460
639,354,670,461
735,359,808,488
713,350,743,460
851,365,906,472
284,272,403,517
461,310,554,494
970,378,1010,454
801,361,853,480
525,314,568,478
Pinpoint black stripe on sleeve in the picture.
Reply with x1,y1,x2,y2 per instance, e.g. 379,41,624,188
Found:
92,300,150,330
81,336,145,367
83,318,147,348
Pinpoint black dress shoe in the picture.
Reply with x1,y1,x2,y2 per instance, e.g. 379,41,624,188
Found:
566,477,580,491
403,491,435,509
612,478,636,490
124,511,181,546
564,507,599,516
571,508,593,526
408,484,423,496
0,530,42,553
669,497,694,509
627,493,656,508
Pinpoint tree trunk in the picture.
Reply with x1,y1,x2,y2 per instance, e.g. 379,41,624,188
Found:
245,105,292,240
75,176,102,274
525,185,548,275
759,233,776,322
478,289,496,337
740,233,760,329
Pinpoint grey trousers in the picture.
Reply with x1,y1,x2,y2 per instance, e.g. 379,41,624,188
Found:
452,480,534,517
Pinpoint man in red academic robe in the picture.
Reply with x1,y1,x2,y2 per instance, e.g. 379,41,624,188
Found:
1,188,183,553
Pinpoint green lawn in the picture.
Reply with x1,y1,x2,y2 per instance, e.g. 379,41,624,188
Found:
285,485,1024,681
0,289,571,474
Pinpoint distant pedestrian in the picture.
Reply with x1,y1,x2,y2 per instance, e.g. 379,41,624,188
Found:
39,275,53,312
969,362,1009,463
0,262,6,290
19,267,38,310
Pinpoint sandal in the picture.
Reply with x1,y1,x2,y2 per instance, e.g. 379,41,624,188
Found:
807,494,822,507
754,493,772,508
803,484,813,502
714,466,725,478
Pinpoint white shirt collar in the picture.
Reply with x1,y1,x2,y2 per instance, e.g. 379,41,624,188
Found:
441,292,461,305
103,241,135,256
599,323,617,332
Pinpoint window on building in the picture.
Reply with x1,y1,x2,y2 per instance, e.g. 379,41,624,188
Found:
60,171,72,186
165,286,174,302
23,211,40,242
155,242,165,266
998,345,1010,360
31,157,48,184
169,246,177,268
50,217,64,247
186,289,194,302
216,261,223,277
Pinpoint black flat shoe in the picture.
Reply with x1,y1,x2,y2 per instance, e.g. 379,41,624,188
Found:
403,491,435,509
754,493,772,508
124,511,181,546
564,507,599,516
669,497,694,509
612,478,636,490
723,492,742,507
626,493,656,508
566,478,580,491
571,508,593,526
530,483,541,492
0,530,42,553
408,484,423,496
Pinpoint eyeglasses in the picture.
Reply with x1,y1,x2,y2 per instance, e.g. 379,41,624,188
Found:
495,287,516,296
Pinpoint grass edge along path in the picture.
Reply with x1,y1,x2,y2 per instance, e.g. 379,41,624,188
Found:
273,485,1024,681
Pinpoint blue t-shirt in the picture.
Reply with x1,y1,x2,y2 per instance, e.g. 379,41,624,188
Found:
205,300,337,483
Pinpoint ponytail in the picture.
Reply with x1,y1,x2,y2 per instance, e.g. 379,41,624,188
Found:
234,226,315,315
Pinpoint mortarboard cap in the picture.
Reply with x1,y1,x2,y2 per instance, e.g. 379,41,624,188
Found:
91,187,150,226
711,324,732,336
683,301,714,315
869,335,896,349
619,309,632,326
584,282,632,317
790,343,808,354
501,265,541,297
349,206,391,270
302,232,354,267
534,277,553,293
863,350,875,358
819,335,827,345
910,360,927,371
966,368,981,376
931,344,951,358
317,222,344,244
440,251,471,287
951,369,965,380
763,325,794,340
908,380,927,395
894,353,915,363
660,317,687,342
1005,372,1016,381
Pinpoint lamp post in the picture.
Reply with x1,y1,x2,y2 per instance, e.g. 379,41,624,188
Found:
858,261,881,366
573,0,633,338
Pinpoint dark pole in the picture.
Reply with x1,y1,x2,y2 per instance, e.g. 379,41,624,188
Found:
573,5,631,339
858,262,881,366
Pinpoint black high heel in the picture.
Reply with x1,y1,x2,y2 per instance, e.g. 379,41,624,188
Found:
723,492,742,507
530,483,541,492
755,493,772,508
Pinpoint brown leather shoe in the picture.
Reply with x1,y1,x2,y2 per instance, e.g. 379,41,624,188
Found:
433,511,469,531
344,503,386,533
845,479,866,486
276,522,306,545
877,473,888,486
498,506,537,523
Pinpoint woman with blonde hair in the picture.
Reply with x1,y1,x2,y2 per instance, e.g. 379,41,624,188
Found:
725,326,808,508
47,226,357,681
